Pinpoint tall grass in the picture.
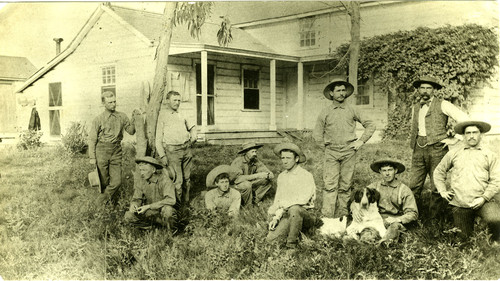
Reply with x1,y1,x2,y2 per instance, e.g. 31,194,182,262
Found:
0,139,499,279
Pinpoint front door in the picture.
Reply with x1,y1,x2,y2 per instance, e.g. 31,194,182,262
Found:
196,64,215,126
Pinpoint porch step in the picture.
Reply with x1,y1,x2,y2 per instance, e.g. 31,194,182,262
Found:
202,130,285,145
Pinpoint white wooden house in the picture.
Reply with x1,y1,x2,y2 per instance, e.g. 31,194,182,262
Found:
0,55,36,140
15,1,500,144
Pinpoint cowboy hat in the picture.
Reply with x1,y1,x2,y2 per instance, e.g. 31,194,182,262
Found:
323,78,354,100
88,167,103,193
206,165,241,188
454,120,491,135
238,142,264,154
135,156,176,181
412,76,443,90
273,142,306,163
370,159,406,174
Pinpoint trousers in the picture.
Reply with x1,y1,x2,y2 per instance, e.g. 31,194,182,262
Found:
266,205,316,246
451,195,500,242
164,144,192,203
124,206,176,231
234,178,272,205
322,145,357,218
96,142,122,204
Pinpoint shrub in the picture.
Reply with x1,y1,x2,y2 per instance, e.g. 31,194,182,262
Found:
61,122,88,154
16,130,43,150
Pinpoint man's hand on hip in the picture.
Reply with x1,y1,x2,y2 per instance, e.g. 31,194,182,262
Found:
160,155,169,166
349,140,364,151
471,197,486,210
439,191,454,202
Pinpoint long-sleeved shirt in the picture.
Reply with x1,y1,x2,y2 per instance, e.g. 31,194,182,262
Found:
155,107,195,157
416,98,469,137
434,142,500,208
205,187,241,217
231,155,271,177
312,101,375,146
368,179,418,224
130,172,176,210
88,110,135,159
268,165,316,219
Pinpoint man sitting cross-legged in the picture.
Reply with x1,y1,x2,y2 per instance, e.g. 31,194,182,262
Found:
266,143,316,249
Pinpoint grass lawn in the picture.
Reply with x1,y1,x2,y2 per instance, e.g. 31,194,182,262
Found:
0,137,499,279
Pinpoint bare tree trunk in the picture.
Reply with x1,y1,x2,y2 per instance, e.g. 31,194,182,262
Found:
144,2,177,157
346,2,360,96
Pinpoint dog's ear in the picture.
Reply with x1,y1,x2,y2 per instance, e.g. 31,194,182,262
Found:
352,188,363,203
368,188,380,204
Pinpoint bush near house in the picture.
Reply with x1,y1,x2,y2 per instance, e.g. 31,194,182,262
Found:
16,129,43,150
1,139,499,279
61,122,88,154
333,24,499,139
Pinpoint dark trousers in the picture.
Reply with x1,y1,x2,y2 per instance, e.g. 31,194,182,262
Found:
124,206,176,231
96,142,122,204
452,197,500,242
410,138,449,220
266,205,316,246
164,145,192,203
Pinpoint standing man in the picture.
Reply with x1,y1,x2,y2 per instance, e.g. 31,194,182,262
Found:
124,156,177,231
231,142,274,206
267,143,316,248
358,159,418,243
409,76,469,220
89,91,136,205
434,121,500,244
313,78,375,218
156,91,197,204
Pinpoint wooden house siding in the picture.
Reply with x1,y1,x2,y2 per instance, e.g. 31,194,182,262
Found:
0,82,17,133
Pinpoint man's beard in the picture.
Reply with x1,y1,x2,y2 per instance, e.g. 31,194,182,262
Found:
248,156,258,165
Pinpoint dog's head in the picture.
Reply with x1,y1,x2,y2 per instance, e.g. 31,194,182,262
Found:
358,227,382,244
353,187,380,209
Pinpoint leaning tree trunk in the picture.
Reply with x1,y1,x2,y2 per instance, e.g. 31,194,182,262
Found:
346,1,360,96
141,2,177,157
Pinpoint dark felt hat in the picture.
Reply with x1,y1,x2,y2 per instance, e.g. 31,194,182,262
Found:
273,142,306,163
323,78,354,100
135,156,176,181
454,120,491,134
88,167,103,193
370,159,406,174
238,142,264,154
206,165,241,188
412,76,443,90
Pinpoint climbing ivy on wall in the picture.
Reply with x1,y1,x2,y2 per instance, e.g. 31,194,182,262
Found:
332,24,499,139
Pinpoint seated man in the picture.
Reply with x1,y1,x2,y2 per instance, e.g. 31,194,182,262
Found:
266,143,316,248
434,121,500,245
231,142,274,205
205,165,242,217
124,156,176,231
352,159,418,243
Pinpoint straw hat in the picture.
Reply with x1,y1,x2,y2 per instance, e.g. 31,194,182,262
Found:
323,78,354,100
238,142,264,154
88,167,103,193
370,159,406,174
273,142,306,163
454,120,491,135
206,165,241,188
135,156,176,181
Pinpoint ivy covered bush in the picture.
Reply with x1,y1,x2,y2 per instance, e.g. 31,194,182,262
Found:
61,122,88,154
17,130,43,150
333,24,498,139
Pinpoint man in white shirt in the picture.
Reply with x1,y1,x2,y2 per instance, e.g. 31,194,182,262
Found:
408,76,468,221
266,143,316,248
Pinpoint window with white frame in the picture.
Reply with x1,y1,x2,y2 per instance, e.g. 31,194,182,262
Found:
299,16,316,47
101,66,116,95
242,69,260,110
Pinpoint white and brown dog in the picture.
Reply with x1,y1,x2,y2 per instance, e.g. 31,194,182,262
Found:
346,187,386,241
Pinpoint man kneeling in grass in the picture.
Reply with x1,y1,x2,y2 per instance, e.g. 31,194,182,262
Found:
352,159,418,244
267,143,316,249
124,157,176,231
205,165,242,217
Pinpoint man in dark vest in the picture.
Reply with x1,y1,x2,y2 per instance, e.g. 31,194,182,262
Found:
409,76,468,221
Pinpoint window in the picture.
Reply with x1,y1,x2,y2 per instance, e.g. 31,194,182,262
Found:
356,84,370,105
101,66,116,94
299,16,316,47
243,69,259,110
48,82,62,136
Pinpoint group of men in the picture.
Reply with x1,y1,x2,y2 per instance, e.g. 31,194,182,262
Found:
88,76,500,246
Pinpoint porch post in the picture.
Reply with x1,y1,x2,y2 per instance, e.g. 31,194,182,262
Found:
269,59,277,130
297,61,304,130
201,51,208,132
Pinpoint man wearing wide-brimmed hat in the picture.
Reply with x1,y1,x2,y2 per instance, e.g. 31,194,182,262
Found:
434,121,500,245
124,156,177,231
408,76,469,220
231,142,274,205
313,77,375,219
205,165,242,217
356,159,418,244
266,143,316,248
